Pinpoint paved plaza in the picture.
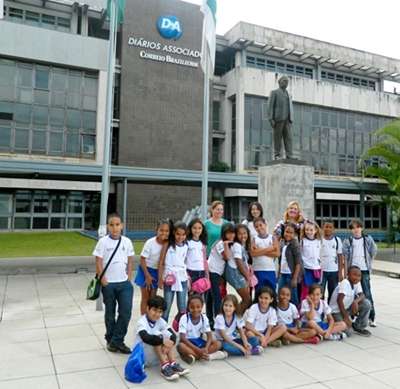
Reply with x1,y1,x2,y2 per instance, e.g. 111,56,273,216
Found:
0,273,400,389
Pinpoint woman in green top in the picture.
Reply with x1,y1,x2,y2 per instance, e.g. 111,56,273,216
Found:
204,200,228,256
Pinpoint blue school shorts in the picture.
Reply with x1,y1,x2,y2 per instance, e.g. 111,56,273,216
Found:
303,269,321,287
286,322,296,329
188,337,206,348
134,266,158,289
302,321,329,331
254,270,277,292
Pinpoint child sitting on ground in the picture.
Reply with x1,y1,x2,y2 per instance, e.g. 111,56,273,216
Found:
133,296,190,381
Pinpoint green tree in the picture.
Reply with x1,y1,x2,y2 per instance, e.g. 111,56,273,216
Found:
362,119,400,233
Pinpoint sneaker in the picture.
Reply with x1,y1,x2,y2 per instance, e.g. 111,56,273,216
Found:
180,353,196,365
208,350,228,360
116,343,132,354
281,338,291,346
352,324,371,337
326,334,341,341
106,343,119,353
170,362,190,376
369,320,377,328
339,332,348,340
303,336,319,345
269,339,282,348
161,364,179,381
251,345,264,355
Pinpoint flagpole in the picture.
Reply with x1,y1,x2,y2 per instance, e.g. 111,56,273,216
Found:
96,0,118,311
200,53,210,221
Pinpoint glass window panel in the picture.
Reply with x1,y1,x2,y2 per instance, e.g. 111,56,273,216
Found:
50,108,65,126
0,127,11,149
15,128,30,150
33,106,48,125
82,95,96,111
68,197,83,213
82,134,95,154
0,217,9,229
52,69,67,90
0,194,12,215
66,109,81,128
67,93,81,109
42,14,56,26
14,217,31,229
9,7,23,20
51,217,65,229
51,91,66,107
33,217,48,229
82,111,96,131
14,103,31,124
15,192,31,213
49,131,63,153
68,217,82,229
26,11,40,25
18,88,33,104
312,109,320,125
34,89,49,105
35,68,49,89
311,127,320,152
51,195,66,213
32,130,46,152
329,129,337,153
33,193,49,213
68,72,81,93
339,220,347,229
0,61,16,86
321,111,329,126
66,130,79,154
0,85,15,100
18,65,33,87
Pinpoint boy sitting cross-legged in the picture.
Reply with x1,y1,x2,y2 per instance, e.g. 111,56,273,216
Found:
133,296,190,381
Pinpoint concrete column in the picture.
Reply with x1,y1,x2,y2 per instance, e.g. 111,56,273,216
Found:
71,4,79,34
235,50,242,68
315,61,321,81
221,96,232,168
360,191,365,223
258,161,315,228
236,92,245,172
81,4,89,36
96,70,108,165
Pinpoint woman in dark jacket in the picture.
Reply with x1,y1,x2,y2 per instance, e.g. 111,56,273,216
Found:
277,223,302,306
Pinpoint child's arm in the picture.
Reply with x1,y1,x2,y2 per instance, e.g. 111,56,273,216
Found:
222,242,233,261
238,327,251,352
236,258,250,282
157,244,168,289
263,325,273,341
245,321,264,338
95,256,108,286
338,254,345,281
337,294,352,328
127,256,134,281
139,256,154,287
304,299,315,321
139,329,177,347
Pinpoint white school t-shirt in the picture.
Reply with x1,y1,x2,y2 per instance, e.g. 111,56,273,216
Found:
351,237,368,271
226,242,243,269
178,313,211,338
301,238,321,270
321,237,343,272
245,304,278,332
92,235,134,283
208,240,226,275
214,313,243,341
140,236,162,269
300,299,332,323
164,243,188,278
280,244,291,274
277,303,300,325
133,314,171,350
186,240,205,271
242,219,257,239
329,279,363,313
252,235,275,271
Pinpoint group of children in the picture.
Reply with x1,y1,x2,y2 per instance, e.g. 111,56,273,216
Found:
92,201,378,382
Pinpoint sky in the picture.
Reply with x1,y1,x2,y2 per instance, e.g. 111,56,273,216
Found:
185,0,400,60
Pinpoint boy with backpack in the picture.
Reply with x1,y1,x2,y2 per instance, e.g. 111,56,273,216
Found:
342,219,377,327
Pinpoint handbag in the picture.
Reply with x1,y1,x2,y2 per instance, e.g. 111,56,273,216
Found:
249,266,258,288
191,246,211,294
86,237,122,300
164,272,177,286
125,343,147,383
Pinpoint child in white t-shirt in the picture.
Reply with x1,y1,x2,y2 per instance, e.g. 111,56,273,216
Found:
300,284,346,341
177,295,227,364
245,286,286,348
93,212,134,354
135,220,170,315
134,296,189,381
158,221,189,322
320,220,344,302
277,286,319,345
215,294,263,356
242,201,264,239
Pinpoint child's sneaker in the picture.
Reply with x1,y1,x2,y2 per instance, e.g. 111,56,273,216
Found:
161,364,179,381
369,320,377,328
269,339,282,348
326,334,340,341
180,353,195,365
304,336,320,345
251,345,264,355
208,350,228,360
170,362,190,376
338,332,347,340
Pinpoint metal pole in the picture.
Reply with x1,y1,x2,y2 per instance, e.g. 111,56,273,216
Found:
123,178,127,234
200,56,210,221
96,0,118,312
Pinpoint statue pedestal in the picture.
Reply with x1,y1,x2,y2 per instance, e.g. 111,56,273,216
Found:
258,160,315,229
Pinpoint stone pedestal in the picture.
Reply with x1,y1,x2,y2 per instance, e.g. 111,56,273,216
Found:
258,160,314,230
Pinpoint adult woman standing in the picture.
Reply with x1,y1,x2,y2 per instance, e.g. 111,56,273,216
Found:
242,201,264,239
273,200,305,240
204,201,228,328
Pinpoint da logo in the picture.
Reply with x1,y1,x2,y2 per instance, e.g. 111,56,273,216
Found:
156,15,182,40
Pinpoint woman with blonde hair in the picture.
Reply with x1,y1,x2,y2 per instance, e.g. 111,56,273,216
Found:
274,201,305,240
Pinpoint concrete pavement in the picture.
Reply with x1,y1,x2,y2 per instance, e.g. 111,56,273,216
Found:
0,273,400,388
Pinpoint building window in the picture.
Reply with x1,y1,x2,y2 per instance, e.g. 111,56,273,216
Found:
246,55,314,79
212,101,220,131
321,70,376,91
0,58,98,158
244,95,392,175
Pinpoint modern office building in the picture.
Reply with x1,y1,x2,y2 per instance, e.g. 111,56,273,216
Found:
0,0,399,234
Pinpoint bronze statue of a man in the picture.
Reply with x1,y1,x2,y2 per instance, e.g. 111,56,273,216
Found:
267,75,294,160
